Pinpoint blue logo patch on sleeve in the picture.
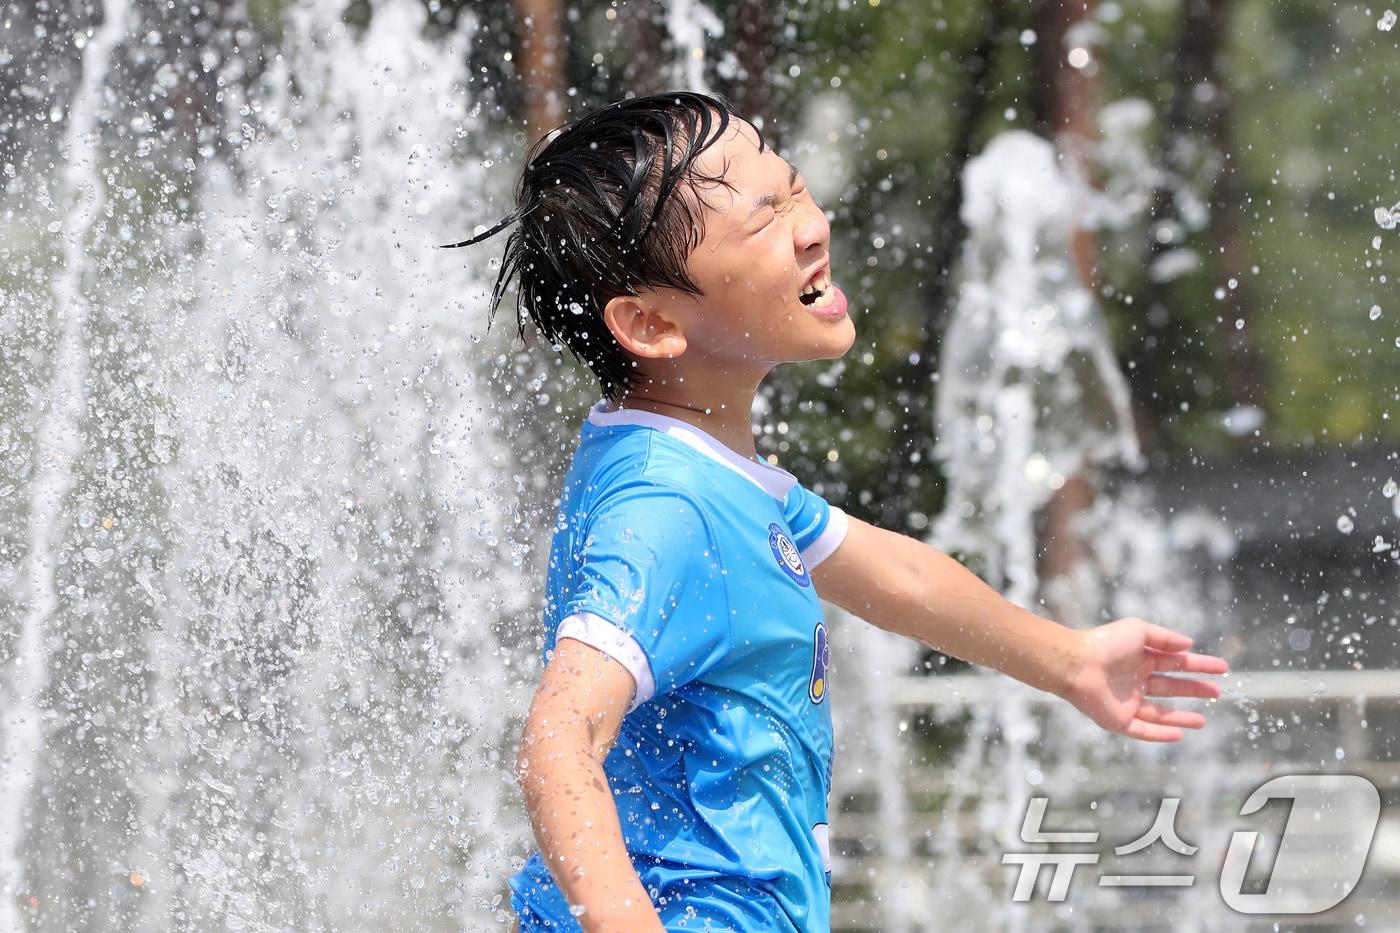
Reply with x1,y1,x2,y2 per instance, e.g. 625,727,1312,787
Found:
767,522,810,587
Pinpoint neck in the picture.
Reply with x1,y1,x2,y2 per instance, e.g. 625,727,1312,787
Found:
617,371,762,460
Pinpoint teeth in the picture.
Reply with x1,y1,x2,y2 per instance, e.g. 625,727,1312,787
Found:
800,268,831,299
800,268,834,309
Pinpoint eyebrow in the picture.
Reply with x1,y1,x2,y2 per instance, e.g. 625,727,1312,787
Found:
746,163,801,219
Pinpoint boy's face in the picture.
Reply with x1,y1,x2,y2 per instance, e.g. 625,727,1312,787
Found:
616,117,856,378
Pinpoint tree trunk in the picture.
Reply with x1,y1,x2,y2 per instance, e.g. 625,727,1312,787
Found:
1030,0,1104,624
1205,7,1267,439
513,0,568,143
1030,0,1102,286
732,0,773,127
617,0,666,93
1130,0,1264,451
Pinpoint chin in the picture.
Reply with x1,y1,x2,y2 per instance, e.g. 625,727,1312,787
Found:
788,326,856,363
817,318,857,358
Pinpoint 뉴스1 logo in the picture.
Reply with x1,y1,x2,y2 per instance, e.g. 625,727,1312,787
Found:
767,522,810,587
1000,775,1382,913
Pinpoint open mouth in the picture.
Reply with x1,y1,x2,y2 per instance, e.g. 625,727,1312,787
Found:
799,266,835,309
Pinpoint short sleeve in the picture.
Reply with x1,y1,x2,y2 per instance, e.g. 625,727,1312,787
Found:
554,484,731,712
782,481,849,571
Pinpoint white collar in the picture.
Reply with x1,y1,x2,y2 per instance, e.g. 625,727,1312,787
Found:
586,398,797,501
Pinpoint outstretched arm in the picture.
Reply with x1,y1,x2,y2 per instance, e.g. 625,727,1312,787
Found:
514,639,666,932
810,513,1229,742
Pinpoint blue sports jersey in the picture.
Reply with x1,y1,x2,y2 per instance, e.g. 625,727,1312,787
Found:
509,399,850,932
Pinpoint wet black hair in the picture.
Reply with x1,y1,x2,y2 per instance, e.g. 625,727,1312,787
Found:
443,90,768,401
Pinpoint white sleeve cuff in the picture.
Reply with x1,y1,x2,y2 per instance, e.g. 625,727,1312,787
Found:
800,506,849,570
555,611,656,713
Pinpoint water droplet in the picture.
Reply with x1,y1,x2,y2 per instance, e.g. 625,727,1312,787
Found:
1337,515,1355,534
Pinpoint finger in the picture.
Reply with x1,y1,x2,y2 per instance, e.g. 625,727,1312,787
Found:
1146,674,1222,700
1137,700,1206,729
1142,623,1194,652
1122,719,1185,742
1148,649,1230,675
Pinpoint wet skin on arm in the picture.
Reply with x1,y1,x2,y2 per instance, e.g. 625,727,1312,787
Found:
809,512,1230,742
514,636,666,932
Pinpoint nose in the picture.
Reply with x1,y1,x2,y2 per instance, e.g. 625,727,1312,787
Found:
794,201,828,255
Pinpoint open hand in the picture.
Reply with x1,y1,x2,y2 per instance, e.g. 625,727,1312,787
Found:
1060,617,1230,742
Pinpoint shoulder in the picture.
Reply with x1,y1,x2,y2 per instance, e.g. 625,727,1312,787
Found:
577,429,728,513
586,476,719,541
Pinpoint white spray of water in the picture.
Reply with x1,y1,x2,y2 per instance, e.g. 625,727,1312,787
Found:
909,130,1234,929
1,1,530,928
127,3,531,927
828,613,918,933
0,0,132,925
665,0,727,92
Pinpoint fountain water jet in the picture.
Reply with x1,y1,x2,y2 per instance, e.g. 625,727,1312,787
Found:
0,1,133,927
827,129,1236,932
1,2,532,929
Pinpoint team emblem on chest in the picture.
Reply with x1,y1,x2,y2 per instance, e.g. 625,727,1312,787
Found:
767,522,810,588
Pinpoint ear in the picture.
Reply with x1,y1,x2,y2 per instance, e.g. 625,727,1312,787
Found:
602,292,688,360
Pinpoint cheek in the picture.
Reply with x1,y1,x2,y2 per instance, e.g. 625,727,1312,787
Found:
752,238,797,295
722,246,793,298
747,266,798,310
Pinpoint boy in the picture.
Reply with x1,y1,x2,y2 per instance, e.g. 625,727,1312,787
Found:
449,91,1229,932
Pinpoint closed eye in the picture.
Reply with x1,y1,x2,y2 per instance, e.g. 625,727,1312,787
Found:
749,173,809,233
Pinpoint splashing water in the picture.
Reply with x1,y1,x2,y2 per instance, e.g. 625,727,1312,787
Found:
933,130,1146,605
1,2,531,929
664,0,734,93
1,3,133,929
834,130,1240,931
